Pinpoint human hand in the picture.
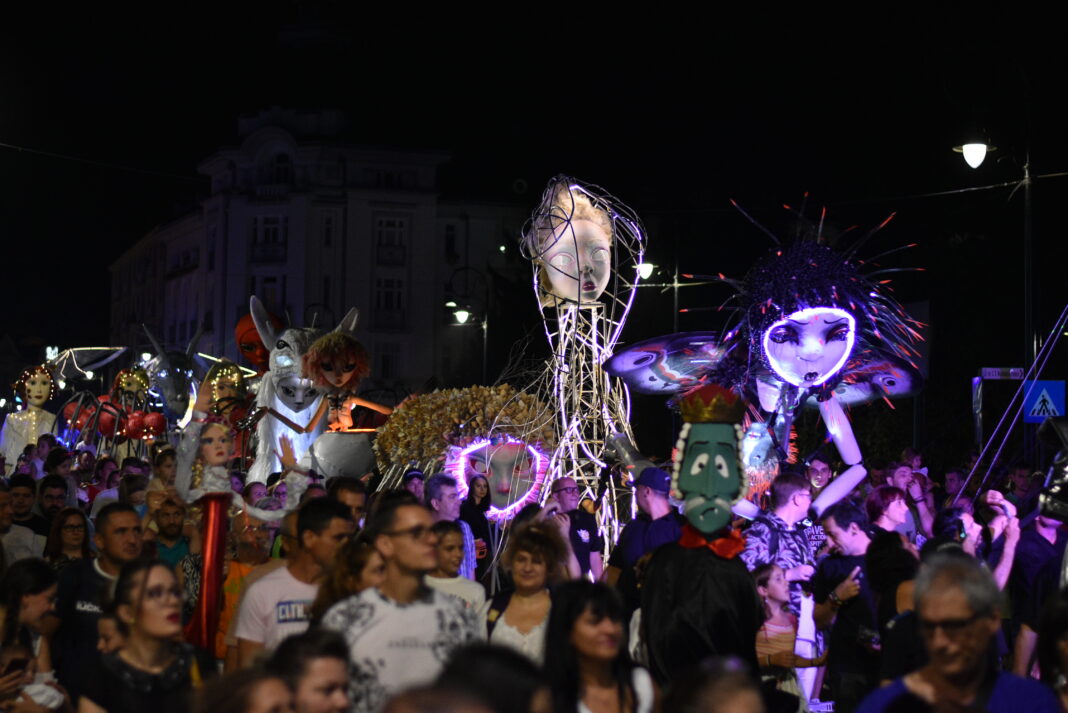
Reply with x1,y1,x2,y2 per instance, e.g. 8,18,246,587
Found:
786,564,815,582
0,669,26,700
550,512,571,540
984,490,1017,518
474,538,488,559
193,379,214,413
274,435,298,470
1005,516,1021,544
834,566,862,601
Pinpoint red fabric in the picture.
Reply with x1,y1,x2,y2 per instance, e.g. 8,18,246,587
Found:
678,522,746,559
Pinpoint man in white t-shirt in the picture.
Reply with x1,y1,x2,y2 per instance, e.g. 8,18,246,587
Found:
236,497,354,664
321,495,480,713
425,520,486,610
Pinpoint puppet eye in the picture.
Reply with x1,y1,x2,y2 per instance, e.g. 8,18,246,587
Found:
714,454,730,478
826,325,850,342
343,363,356,373
690,453,710,476
549,253,574,270
276,340,290,350
590,247,609,263
321,362,333,372
768,326,798,345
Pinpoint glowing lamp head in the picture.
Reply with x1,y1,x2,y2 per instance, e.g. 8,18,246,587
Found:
762,307,856,387
454,309,471,325
962,143,988,169
637,262,655,280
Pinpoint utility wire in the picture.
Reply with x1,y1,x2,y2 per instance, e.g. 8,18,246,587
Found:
0,140,203,182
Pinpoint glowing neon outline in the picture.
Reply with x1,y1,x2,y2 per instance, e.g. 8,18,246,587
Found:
761,306,856,387
446,435,549,522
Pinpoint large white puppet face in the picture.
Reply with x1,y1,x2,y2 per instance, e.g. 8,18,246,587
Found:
541,218,612,303
762,307,856,387
24,371,53,407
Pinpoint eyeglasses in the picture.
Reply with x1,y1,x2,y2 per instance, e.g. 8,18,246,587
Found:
384,524,434,540
552,486,580,495
918,613,984,639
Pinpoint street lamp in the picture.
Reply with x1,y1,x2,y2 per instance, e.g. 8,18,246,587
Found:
953,141,997,169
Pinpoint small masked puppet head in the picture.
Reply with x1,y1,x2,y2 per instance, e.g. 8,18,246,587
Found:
672,384,747,534
15,364,56,408
522,178,615,307
302,332,370,394
112,368,150,402
235,311,281,371
198,419,236,468
205,360,248,415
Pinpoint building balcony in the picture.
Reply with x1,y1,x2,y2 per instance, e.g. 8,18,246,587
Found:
250,243,287,263
377,245,406,266
373,309,407,330
255,183,290,199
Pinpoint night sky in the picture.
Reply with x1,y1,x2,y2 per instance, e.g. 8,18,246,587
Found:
2,7,1064,465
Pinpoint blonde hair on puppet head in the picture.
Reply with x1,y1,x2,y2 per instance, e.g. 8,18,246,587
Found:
527,183,614,308
205,360,247,402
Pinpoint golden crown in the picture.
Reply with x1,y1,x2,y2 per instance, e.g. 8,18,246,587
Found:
678,383,745,423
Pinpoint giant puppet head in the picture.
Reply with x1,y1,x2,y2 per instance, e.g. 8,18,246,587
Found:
375,384,555,521
112,367,150,405
249,296,321,413
520,176,647,312
235,311,282,372
733,239,922,395
15,364,56,408
143,325,202,421
671,384,748,534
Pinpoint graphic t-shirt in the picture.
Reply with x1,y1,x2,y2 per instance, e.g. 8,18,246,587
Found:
568,509,603,577
233,565,317,653
54,558,117,701
321,587,481,713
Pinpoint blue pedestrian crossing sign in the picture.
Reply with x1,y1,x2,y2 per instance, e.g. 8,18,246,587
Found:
1023,380,1065,424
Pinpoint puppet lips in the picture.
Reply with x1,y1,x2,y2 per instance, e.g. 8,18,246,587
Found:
804,371,819,382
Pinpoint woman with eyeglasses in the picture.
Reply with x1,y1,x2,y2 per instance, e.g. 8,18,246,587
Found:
78,559,214,713
44,507,91,572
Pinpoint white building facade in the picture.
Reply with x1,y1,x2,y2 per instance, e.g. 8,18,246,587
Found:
110,109,526,392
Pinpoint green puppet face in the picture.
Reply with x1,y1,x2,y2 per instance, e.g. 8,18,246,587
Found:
674,422,744,534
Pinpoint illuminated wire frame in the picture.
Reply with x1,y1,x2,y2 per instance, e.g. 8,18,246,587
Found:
445,435,549,522
520,175,648,548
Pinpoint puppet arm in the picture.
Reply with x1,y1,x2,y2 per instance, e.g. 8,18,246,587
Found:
812,396,866,517
349,396,393,416
266,398,327,434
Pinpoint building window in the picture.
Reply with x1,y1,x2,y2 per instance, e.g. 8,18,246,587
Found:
375,215,408,266
272,154,293,184
323,214,334,247
377,343,401,380
250,216,288,262
373,278,406,329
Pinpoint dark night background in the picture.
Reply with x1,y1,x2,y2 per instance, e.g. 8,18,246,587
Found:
2,6,1065,473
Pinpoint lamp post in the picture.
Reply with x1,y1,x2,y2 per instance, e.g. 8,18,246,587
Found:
447,267,490,384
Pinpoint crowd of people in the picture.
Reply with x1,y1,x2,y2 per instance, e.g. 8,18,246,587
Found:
2,425,1068,713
